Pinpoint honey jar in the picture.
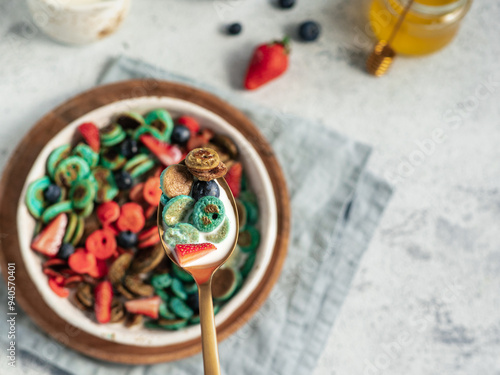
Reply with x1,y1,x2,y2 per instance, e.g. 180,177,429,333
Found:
369,0,472,55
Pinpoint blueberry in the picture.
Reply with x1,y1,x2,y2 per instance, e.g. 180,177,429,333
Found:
114,170,133,190
186,293,199,314
191,180,220,201
120,138,139,159
227,23,242,35
44,184,61,204
58,243,75,260
298,21,321,42
170,125,191,145
117,230,138,248
278,0,295,9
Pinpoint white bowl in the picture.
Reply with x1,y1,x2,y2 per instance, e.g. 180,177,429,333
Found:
17,96,278,347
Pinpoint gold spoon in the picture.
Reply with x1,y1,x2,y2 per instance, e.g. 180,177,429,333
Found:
157,176,239,375
366,0,415,76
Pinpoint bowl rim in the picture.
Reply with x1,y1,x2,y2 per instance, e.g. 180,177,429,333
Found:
0,80,290,364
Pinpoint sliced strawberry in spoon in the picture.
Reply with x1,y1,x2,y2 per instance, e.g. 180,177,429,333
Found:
175,243,217,267
139,134,183,166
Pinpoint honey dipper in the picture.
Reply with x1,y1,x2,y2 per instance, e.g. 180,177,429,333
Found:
366,0,415,76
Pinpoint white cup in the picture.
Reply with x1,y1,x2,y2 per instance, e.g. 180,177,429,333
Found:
27,0,131,45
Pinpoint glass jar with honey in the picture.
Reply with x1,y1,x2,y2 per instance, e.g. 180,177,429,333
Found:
369,0,472,55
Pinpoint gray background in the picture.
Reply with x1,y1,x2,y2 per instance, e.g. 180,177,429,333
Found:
1,0,499,374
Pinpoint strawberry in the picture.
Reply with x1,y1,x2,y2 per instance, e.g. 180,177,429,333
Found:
31,213,67,257
48,277,70,298
139,134,183,166
226,162,243,198
78,122,100,152
124,296,161,319
244,37,290,90
175,243,217,266
68,248,97,274
94,281,113,324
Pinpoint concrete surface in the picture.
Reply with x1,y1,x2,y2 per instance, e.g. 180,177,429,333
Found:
0,0,499,374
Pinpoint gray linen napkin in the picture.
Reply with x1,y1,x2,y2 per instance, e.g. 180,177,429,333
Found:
0,56,392,375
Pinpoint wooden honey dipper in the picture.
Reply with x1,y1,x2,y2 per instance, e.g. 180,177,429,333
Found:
366,0,415,76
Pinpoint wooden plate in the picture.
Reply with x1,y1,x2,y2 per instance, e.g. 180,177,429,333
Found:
0,80,290,364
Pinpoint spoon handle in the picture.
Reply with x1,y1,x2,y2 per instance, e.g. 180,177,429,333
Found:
198,281,221,375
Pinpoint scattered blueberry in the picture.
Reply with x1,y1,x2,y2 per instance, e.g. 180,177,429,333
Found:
186,293,199,313
44,184,61,204
114,170,133,190
227,23,242,35
170,125,191,145
191,180,220,201
278,0,295,9
117,230,138,248
58,243,75,260
120,138,139,159
298,20,321,42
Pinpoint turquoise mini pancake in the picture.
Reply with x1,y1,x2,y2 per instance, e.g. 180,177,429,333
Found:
72,143,99,168
155,288,170,302
41,200,72,223
144,109,174,141
47,144,71,179
115,112,145,133
70,216,85,246
212,267,242,302
133,125,164,141
160,193,169,206
241,251,256,278
69,179,96,209
183,283,198,294
159,301,176,320
92,166,119,203
192,196,225,233
123,154,155,178
63,212,78,243
237,226,260,253
242,199,259,226
206,218,230,243
163,223,199,249
156,318,188,330
25,176,52,219
170,278,188,300
129,158,155,179
235,199,247,231
172,263,194,283
100,148,126,171
151,273,172,289
169,297,193,319
162,195,195,226
54,156,90,187
74,201,94,218
189,315,201,324
100,123,126,147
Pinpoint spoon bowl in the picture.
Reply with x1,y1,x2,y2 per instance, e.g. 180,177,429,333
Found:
157,176,239,375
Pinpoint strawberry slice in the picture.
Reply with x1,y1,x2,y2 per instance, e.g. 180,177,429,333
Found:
94,281,113,324
96,201,120,225
143,176,162,206
78,122,100,152
139,134,183,166
86,229,117,260
138,226,158,241
177,116,200,136
42,258,66,269
116,202,145,233
43,268,63,278
31,213,67,257
48,277,70,298
124,296,161,319
68,248,97,274
226,162,242,198
145,205,157,220
63,274,83,288
87,259,109,279
175,243,217,266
